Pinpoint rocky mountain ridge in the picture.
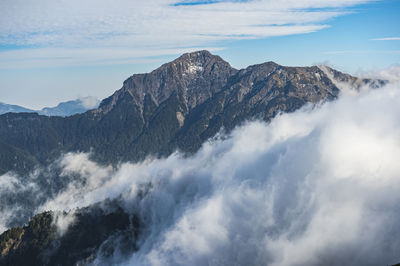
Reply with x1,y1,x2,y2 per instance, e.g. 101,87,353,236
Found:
0,50,388,265
0,50,384,175
0,103,34,114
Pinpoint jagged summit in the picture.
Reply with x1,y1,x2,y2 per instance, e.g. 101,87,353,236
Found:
175,50,218,61
172,50,234,76
178,49,213,58
97,50,236,114
0,51,385,176
171,50,230,67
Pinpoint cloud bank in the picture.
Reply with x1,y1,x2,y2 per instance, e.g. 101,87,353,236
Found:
1,76,400,265
19,83,400,265
0,0,372,68
357,64,400,83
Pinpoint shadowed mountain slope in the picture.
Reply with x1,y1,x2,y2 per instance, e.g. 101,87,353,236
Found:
0,50,389,265
0,50,383,175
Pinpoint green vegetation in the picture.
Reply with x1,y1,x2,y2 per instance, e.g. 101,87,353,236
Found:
0,202,134,265
0,211,56,265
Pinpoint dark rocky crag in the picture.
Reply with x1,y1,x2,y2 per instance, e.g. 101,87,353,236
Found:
0,200,136,266
0,50,383,175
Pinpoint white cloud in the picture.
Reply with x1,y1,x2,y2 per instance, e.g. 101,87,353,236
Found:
0,172,41,232
0,47,224,69
323,50,400,55
356,64,400,82
14,79,397,265
129,82,400,266
79,96,100,109
53,211,76,236
372,37,400,41
0,0,372,68
37,152,114,212
2,67,400,264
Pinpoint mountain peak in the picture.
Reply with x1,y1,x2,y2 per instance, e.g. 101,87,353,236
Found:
177,50,214,61
171,50,231,73
97,50,236,114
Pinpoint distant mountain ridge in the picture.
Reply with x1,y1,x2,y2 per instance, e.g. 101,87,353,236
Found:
0,103,35,114
0,50,385,175
0,96,100,117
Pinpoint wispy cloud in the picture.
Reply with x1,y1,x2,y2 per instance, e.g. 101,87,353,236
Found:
0,0,373,68
0,47,224,69
323,50,400,55
371,37,400,41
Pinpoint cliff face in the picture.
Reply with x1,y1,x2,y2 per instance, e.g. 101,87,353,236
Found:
97,50,237,114
0,50,383,175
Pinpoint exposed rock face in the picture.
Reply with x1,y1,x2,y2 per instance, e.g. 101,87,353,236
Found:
0,50,384,175
97,51,236,115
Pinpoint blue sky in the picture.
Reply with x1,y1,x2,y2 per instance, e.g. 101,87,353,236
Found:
0,0,399,109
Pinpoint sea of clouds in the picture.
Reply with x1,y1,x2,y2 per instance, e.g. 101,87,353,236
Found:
1,70,400,265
